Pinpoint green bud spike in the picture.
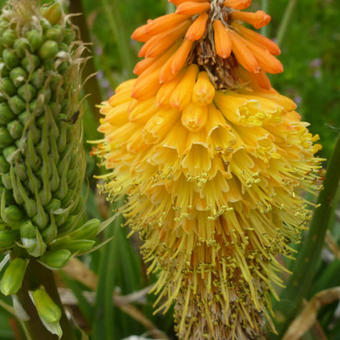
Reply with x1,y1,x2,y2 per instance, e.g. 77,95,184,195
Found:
46,199,61,213
39,249,72,269
45,26,62,42
0,230,18,248
30,287,62,323
0,258,28,296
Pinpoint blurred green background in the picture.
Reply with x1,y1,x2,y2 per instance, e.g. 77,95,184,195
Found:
0,0,339,339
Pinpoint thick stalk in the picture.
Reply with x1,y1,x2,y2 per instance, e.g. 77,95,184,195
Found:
17,261,76,340
69,0,103,121
275,0,298,46
272,134,340,337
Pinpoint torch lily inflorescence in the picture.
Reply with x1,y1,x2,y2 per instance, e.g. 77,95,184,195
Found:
94,0,322,339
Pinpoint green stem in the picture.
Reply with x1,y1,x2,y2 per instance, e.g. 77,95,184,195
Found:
102,0,135,77
275,0,298,46
272,134,340,338
260,0,269,37
17,261,76,340
69,0,103,121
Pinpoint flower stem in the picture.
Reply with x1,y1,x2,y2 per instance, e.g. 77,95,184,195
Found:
102,0,135,77
17,261,76,340
272,134,340,337
69,0,103,121
275,0,298,46
260,0,269,37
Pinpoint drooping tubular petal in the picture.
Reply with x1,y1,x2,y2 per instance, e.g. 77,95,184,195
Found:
231,10,271,29
213,20,232,59
176,1,211,15
145,13,191,36
224,0,252,10
186,12,209,41
229,29,260,73
232,22,281,55
171,39,194,75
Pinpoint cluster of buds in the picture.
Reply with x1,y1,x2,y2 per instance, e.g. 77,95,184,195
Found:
0,0,108,336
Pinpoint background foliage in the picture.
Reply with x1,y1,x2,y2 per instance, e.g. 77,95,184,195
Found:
0,0,339,339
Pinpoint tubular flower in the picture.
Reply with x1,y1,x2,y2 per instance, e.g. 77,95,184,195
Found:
94,1,322,339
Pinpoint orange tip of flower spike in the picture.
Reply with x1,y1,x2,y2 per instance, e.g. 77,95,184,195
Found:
171,39,194,75
224,0,252,10
176,1,210,15
145,13,190,36
213,20,232,59
231,10,271,29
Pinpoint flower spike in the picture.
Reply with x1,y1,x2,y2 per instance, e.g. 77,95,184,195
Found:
94,1,323,339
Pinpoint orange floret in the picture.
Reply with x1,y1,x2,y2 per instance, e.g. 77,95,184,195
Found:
229,29,260,73
224,0,252,10
186,12,209,41
176,1,210,15
231,10,271,29
213,20,232,59
232,22,281,55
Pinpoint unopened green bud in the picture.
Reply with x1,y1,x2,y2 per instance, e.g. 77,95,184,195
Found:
52,238,95,253
31,287,61,323
0,102,15,124
0,62,9,77
1,29,16,47
18,84,36,102
41,2,62,25
20,221,36,240
22,55,40,73
1,173,11,189
9,67,27,87
63,29,75,45
7,120,23,139
39,40,58,60
8,96,25,114
39,249,71,269
25,30,43,52
13,37,30,58
4,205,24,226
0,127,13,147
29,98,44,115
32,206,49,230
2,50,19,68
0,230,18,248
69,219,101,240
18,111,27,124
46,199,61,213
0,77,16,96
0,258,28,296
0,155,9,173
45,26,62,42
3,146,17,163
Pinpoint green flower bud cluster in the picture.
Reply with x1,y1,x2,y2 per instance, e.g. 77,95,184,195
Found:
0,0,103,300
